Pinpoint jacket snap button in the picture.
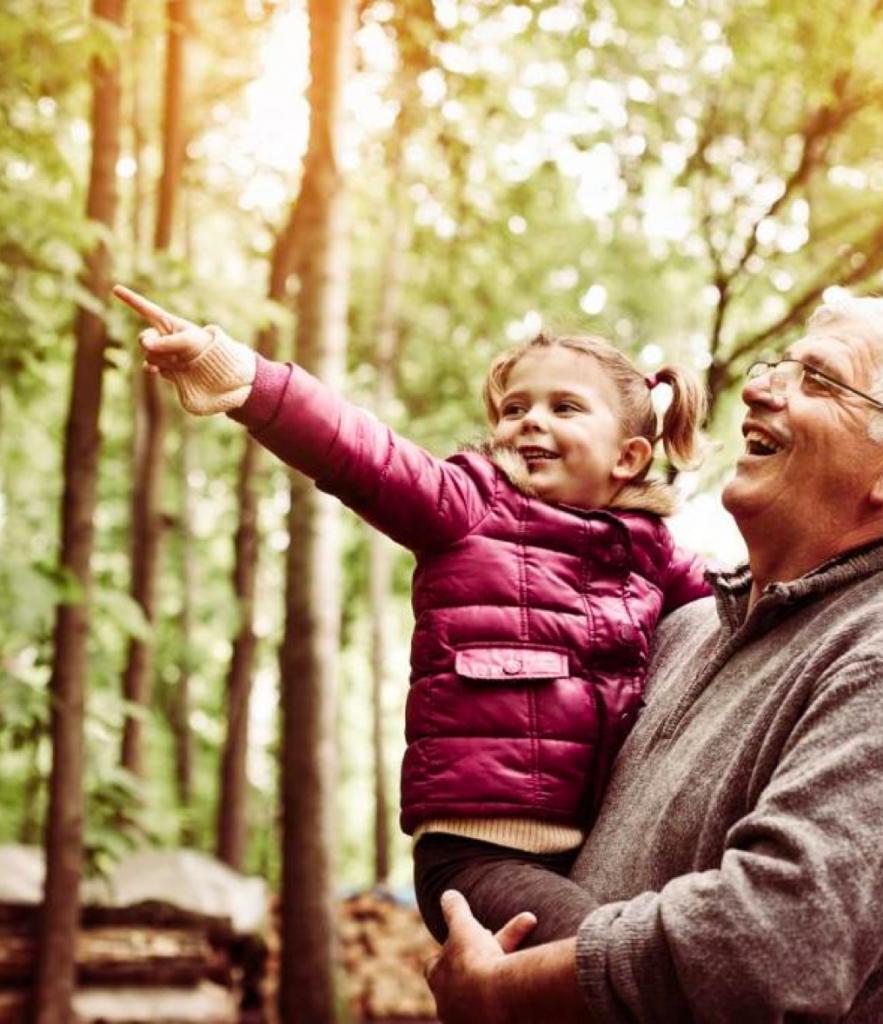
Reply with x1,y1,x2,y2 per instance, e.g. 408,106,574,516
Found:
503,658,522,674
618,625,634,644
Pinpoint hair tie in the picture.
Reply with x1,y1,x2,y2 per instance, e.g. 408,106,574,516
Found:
645,372,659,390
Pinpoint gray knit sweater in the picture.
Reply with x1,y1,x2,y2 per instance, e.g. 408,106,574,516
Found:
570,541,883,1022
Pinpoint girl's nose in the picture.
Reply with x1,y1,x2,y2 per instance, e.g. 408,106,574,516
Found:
520,406,546,430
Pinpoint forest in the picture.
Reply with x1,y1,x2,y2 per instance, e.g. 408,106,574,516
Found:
3,0,883,1021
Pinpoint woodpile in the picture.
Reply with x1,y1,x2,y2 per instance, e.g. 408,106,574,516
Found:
263,890,440,1022
0,901,267,1024
338,891,439,1022
0,891,439,1022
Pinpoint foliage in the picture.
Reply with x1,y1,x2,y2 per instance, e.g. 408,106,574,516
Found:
3,0,883,896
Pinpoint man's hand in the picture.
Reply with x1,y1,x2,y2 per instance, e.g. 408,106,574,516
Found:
113,284,213,375
425,890,536,1024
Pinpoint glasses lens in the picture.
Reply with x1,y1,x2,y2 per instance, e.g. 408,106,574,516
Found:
768,361,801,396
747,360,801,394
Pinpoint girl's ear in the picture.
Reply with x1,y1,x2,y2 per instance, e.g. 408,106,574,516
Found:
612,436,653,482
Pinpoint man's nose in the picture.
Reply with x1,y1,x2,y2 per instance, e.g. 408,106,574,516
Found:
741,372,787,410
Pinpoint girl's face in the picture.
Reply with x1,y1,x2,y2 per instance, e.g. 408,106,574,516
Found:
492,346,648,508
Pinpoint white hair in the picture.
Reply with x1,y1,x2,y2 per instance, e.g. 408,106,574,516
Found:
808,290,883,442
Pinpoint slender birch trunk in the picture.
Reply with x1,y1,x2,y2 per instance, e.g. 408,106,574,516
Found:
120,0,186,777
277,1,356,1020
367,162,410,889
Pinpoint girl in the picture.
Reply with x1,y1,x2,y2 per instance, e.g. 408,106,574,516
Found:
114,284,709,944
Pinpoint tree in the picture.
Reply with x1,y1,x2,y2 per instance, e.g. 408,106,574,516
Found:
277,0,357,1019
362,11,425,886
681,1,883,421
217,202,304,870
120,0,187,781
34,1,126,1020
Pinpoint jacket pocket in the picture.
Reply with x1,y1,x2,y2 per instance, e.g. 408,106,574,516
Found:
454,645,569,682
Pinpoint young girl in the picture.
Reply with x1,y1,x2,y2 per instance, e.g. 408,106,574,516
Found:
114,285,710,944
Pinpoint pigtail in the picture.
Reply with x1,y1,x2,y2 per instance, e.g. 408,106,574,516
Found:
654,365,709,470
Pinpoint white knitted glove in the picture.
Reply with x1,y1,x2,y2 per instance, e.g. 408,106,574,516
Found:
166,325,256,415
113,285,256,415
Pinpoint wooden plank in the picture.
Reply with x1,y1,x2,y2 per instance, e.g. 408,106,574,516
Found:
0,902,233,939
0,928,227,988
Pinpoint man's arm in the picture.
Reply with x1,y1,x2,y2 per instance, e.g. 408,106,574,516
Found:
570,659,883,1021
427,891,586,1024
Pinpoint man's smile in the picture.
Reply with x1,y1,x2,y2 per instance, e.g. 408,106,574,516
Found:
740,420,788,459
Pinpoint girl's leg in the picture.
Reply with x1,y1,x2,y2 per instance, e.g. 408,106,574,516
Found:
413,833,598,946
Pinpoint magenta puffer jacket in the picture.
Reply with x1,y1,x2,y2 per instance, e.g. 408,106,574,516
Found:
233,357,709,834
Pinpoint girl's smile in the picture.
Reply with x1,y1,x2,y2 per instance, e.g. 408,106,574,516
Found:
492,347,650,508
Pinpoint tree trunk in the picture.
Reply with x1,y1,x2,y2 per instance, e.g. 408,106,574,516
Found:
33,1,126,1021
120,0,186,778
368,534,392,888
367,154,410,889
277,1,356,1021
129,0,148,263
172,411,195,843
216,177,306,870
216,431,261,870
153,0,187,254
120,369,167,777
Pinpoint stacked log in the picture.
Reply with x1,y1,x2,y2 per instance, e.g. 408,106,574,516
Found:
0,901,267,1024
1,892,437,1022
339,891,439,1022
262,890,439,1022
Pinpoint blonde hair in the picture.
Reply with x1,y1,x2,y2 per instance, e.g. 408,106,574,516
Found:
483,332,708,481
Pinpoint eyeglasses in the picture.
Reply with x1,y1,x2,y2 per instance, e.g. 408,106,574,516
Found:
746,359,883,412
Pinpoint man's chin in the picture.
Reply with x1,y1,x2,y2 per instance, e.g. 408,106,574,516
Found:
721,476,747,518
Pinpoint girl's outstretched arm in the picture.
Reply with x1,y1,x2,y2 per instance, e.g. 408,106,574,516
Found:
114,285,497,551
113,285,255,415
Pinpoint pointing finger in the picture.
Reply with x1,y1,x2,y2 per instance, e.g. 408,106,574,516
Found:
113,284,193,335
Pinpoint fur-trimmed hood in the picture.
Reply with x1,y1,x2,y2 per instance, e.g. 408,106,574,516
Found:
462,439,678,517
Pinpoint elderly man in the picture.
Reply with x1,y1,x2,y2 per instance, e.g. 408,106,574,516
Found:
427,293,883,1023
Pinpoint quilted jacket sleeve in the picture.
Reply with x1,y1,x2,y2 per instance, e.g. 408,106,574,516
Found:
229,355,498,551
660,537,711,614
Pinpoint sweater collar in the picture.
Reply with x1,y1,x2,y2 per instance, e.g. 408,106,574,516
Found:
709,535,883,636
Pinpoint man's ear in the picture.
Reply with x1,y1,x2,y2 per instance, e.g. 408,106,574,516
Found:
613,436,653,482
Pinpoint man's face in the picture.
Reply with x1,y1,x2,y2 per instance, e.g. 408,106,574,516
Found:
722,319,883,553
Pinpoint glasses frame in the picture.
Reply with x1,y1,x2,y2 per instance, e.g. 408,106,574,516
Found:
746,359,883,413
